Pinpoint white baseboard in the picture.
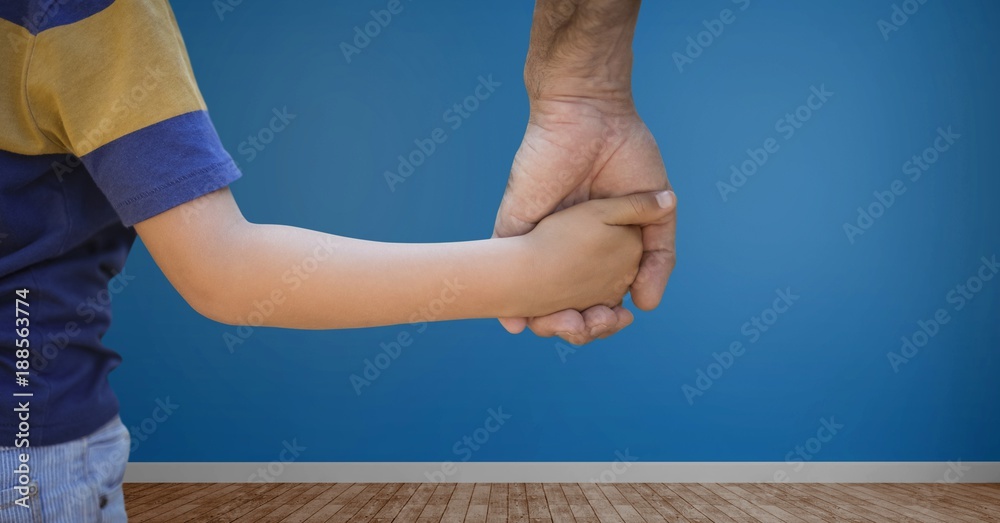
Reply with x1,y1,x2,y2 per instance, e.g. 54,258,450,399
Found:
124,462,1000,483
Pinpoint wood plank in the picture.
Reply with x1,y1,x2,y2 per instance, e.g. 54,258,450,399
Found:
649,484,713,523
814,483,928,523
129,483,233,522
739,483,821,523
315,482,384,522
776,483,874,523
610,484,667,523
416,483,456,522
233,483,330,523
712,485,786,523
695,484,765,523
372,483,419,522
463,484,492,523
441,483,474,523
214,483,297,522
887,483,1000,522
526,483,552,521
629,483,688,522
231,483,315,523
578,483,625,523
838,483,967,523
282,483,363,523
508,483,530,523
669,483,743,523
487,482,509,523
121,481,1000,522
961,483,1000,501
802,483,902,523
126,483,192,513
392,483,436,522
123,483,158,497
562,483,599,522
156,483,267,522
541,484,575,523
596,485,644,523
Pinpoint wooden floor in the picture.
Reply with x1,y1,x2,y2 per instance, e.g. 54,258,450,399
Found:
122,482,1000,522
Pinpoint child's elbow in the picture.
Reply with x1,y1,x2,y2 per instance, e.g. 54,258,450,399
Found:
175,277,244,326
189,294,241,325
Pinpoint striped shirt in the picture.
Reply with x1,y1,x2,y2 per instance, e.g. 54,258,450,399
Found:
0,0,241,445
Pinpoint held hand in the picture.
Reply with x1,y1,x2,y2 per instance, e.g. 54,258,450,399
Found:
494,100,676,344
515,191,676,329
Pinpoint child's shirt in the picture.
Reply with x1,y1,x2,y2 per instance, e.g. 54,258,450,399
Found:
0,0,242,446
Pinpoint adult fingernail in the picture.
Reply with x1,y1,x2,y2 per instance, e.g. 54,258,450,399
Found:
655,191,675,209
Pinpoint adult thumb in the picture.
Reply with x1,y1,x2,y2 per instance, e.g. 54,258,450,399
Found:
600,190,676,226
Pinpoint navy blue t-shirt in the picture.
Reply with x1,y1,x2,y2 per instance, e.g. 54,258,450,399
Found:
1,0,241,446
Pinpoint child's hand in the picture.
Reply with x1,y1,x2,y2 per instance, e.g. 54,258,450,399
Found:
515,191,675,318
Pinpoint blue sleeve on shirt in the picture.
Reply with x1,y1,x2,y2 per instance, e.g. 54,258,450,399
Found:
80,110,242,227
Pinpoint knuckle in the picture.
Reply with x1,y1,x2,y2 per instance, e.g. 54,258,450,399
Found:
660,250,677,273
626,194,645,218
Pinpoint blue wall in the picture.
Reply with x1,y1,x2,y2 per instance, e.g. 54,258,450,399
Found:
110,0,1000,463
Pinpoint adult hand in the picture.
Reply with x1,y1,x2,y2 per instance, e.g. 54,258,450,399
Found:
493,98,676,345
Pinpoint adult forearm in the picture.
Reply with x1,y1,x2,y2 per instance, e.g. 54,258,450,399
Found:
525,0,641,106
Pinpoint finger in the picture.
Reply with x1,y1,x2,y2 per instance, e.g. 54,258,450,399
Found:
630,205,677,311
493,176,537,238
581,306,619,339
492,165,564,239
556,331,595,346
598,190,676,227
498,317,528,335
597,306,635,339
526,309,587,339
492,199,538,239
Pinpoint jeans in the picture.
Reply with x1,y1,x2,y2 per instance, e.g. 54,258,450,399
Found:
0,415,130,522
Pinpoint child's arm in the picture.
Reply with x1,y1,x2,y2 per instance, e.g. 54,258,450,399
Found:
133,188,675,329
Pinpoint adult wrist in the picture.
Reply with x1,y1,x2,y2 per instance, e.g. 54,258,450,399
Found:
524,46,635,113
524,0,640,110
